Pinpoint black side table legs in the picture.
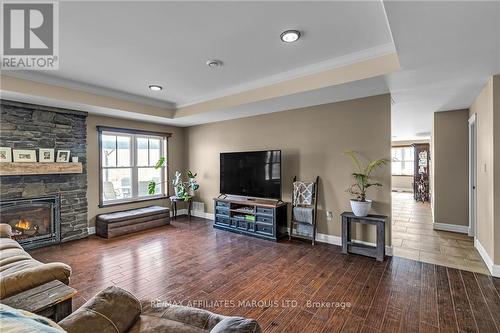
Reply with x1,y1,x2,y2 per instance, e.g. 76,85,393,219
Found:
170,197,192,220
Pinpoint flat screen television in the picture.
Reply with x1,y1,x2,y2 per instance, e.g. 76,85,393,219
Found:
220,150,282,199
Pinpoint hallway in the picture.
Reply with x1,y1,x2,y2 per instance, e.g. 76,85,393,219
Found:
392,192,489,275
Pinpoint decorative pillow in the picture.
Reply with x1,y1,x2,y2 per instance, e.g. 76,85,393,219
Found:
0,303,65,333
293,181,315,206
59,285,141,333
211,317,261,333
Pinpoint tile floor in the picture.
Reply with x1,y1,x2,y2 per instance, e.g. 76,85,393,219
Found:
392,191,490,275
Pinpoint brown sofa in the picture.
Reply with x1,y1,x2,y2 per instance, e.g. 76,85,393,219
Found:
0,224,71,299
59,286,261,333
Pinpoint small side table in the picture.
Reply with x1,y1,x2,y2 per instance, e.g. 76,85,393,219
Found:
170,196,192,219
2,280,77,321
341,212,387,261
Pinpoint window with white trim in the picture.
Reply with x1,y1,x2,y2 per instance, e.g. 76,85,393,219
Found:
99,128,168,206
391,146,414,176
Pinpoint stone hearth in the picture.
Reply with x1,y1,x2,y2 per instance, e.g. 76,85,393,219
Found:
0,100,88,242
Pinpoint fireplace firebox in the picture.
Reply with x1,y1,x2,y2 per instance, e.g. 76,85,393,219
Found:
0,195,61,249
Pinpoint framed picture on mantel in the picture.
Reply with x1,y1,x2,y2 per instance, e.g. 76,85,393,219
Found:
0,147,12,163
56,150,71,163
13,149,37,163
39,148,55,163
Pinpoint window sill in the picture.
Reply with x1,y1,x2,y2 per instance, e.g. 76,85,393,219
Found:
99,195,170,208
392,174,414,177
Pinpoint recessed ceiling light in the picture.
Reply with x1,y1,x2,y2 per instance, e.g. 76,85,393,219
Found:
206,59,223,68
149,84,162,91
280,30,301,43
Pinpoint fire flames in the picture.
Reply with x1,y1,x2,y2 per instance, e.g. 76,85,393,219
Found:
15,219,33,230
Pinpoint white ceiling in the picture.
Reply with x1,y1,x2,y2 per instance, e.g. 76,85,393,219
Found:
14,1,392,106
2,1,500,141
385,0,500,141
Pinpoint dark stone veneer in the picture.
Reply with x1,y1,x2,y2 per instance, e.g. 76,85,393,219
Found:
0,100,88,242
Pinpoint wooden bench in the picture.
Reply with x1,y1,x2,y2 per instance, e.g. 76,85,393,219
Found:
96,205,170,238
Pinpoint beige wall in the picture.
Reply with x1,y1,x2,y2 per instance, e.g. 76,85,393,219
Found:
470,77,495,263
185,94,392,244
86,115,185,228
432,109,469,227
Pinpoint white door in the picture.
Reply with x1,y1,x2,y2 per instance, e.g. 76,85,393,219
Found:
468,114,477,238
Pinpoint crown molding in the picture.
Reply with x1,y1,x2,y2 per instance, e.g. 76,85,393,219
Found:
177,42,396,108
2,42,396,117
1,75,176,120
3,72,176,110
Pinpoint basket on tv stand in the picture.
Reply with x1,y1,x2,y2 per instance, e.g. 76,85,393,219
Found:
213,196,288,241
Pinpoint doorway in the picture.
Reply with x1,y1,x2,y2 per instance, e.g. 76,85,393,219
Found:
391,138,488,274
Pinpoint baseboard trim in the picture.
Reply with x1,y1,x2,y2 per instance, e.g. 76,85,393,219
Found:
315,232,393,256
89,215,393,256
315,233,341,246
433,223,469,234
174,210,214,220
194,211,215,220
474,239,500,277
167,212,393,256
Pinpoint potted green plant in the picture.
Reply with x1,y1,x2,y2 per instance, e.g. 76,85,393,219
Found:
171,171,185,198
170,170,199,199
148,157,199,201
344,151,388,217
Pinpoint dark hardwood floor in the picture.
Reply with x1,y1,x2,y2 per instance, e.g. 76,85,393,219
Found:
30,217,500,333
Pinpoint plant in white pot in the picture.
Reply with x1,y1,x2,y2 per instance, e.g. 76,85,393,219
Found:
344,151,388,217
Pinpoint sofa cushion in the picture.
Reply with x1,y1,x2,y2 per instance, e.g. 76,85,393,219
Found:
0,223,13,238
140,300,224,331
129,316,209,333
211,317,261,333
97,206,169,224
59,286,141,333
0,303,65,333
0,238,71,299
0,237,24,251
138,301,261,333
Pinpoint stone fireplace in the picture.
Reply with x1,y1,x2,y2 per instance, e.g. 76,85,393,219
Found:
0,195,61,249
0,100,88,244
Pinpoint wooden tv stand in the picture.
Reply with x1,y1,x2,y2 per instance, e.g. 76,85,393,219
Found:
213,197,288,241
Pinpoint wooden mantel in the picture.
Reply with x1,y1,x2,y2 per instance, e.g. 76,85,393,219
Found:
0,162,83,176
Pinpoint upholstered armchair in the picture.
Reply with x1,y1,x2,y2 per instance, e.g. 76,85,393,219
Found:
0,223,71,299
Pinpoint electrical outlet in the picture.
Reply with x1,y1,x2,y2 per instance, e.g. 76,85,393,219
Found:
326,211,333,221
